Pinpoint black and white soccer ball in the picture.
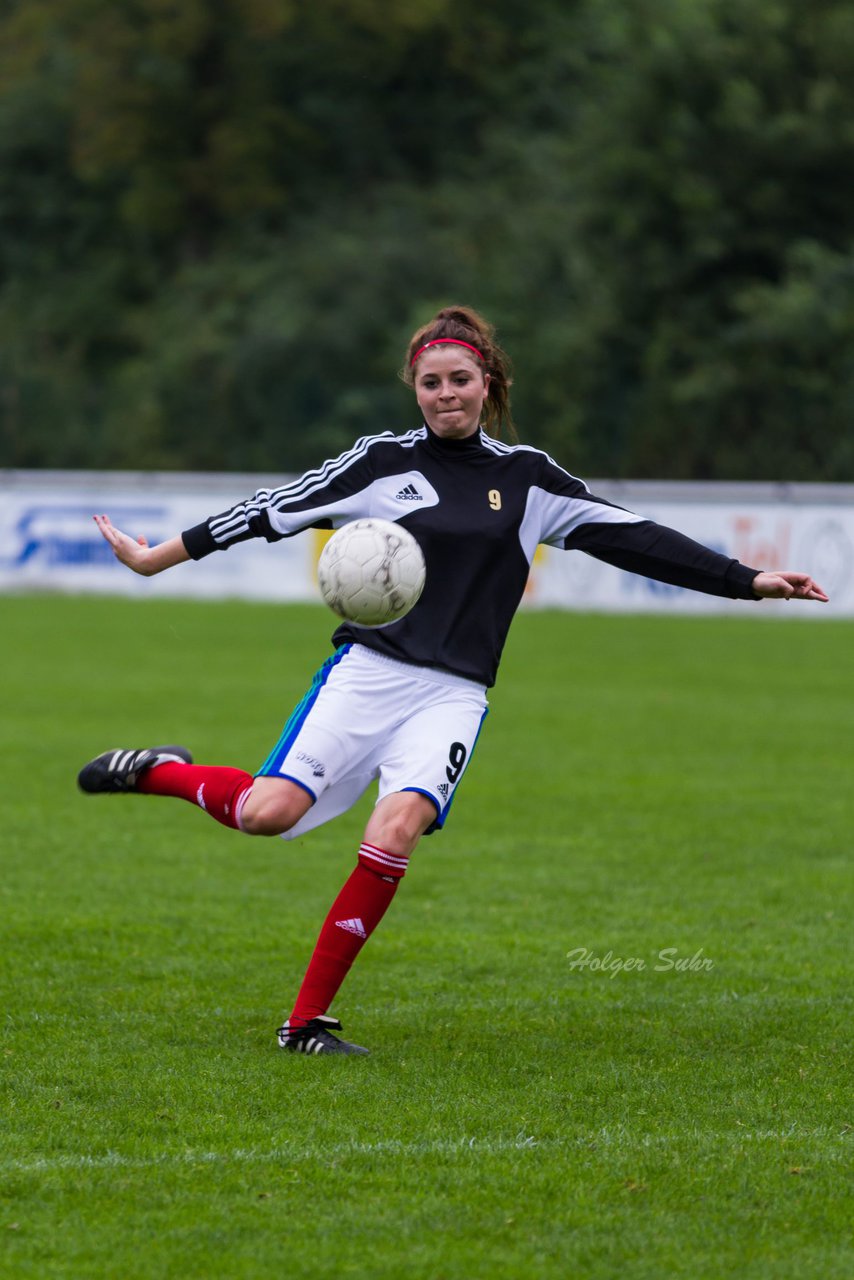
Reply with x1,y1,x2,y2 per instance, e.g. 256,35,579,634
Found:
317,518,426,627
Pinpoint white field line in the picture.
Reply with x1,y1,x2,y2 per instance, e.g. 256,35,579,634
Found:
2,1125,846,1176
0,1134,544,1175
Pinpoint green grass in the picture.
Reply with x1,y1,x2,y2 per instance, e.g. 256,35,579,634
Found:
1,597,851,1279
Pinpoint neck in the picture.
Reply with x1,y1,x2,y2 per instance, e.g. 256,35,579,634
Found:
423,425,483,451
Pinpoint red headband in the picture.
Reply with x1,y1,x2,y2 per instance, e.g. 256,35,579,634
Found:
410,338,485,367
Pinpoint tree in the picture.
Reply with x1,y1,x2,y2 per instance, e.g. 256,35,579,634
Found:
1,0,853,479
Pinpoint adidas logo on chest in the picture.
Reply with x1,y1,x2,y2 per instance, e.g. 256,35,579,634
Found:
373,471,438,516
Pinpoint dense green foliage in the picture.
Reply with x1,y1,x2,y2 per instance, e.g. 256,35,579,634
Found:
2,598,852,1277
2,0,854,478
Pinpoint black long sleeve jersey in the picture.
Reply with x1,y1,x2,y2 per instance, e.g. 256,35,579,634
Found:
182,426,760,688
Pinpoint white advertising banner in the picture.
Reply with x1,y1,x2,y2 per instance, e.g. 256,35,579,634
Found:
1,471,852,617
0,471,313,602
526,485,854,617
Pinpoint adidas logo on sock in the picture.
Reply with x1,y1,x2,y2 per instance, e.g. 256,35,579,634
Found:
395,483,423,501
335,917,367,938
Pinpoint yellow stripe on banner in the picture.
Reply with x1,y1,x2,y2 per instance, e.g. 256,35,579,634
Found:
312,528,335,584
524,543,546,598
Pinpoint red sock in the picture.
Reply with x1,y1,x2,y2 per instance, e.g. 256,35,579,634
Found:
137,763,254,831
289,841,409,1027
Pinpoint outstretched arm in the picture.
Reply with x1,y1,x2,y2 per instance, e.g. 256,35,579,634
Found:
751,571,829,602
562,516,830,605
94,514,190,577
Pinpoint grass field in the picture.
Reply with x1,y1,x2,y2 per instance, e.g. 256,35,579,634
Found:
1,596,851,1279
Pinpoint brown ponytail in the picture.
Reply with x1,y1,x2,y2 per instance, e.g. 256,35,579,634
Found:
401,305,516,440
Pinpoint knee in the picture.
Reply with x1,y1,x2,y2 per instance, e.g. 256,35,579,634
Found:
240,803,289,837
364,793,438,856
371,816,421,854
239,781,311,836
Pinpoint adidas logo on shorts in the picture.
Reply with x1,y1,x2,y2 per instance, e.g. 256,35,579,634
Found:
395,483,423,501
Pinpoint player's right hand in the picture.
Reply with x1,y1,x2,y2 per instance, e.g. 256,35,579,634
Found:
93,514,156,575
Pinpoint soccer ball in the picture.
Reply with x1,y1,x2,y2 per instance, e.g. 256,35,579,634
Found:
317,518,426,627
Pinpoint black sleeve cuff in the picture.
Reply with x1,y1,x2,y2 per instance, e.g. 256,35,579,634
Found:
181,522,219,560
725,561,762,600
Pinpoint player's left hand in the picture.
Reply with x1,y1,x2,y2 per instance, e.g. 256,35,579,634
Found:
752,571,829,602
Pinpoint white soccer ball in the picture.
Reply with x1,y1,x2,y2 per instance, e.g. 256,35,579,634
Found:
317,518,426,627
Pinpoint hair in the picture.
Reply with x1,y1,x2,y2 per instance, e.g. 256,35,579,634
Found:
401,305,516,440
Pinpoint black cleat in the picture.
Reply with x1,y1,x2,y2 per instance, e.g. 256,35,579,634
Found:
77,745,193,794
277,1015,370,1056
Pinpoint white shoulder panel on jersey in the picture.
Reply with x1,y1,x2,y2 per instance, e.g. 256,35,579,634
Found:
518,486,646,562
209,428,427,545
267,428,426,510
266,471,439,537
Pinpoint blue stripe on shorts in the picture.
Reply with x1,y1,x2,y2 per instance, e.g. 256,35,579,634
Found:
256,645,352,778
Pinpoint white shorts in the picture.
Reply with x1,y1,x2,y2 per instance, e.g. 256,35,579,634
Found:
256,644,488,841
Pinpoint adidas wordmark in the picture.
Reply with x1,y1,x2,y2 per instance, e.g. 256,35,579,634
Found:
335,917,367,939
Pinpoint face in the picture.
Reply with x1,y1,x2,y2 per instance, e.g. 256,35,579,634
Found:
413,347,490,439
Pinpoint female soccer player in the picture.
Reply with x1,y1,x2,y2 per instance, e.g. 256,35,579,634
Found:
79,305,829,1055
